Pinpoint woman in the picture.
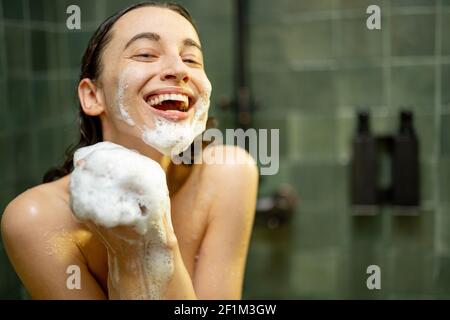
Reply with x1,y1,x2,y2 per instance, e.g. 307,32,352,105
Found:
1,2,258,299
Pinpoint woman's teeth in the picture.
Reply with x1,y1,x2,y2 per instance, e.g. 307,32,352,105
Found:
147,93,189,111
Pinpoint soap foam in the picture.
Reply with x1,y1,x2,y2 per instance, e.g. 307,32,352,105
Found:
141,77,212,158
70,142,175,299
70,141,171,235
144,244,174,299
115,71,136,126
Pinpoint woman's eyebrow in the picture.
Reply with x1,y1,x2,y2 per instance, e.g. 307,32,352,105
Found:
124,32,160,50
123,32,202,52
183,38,202,51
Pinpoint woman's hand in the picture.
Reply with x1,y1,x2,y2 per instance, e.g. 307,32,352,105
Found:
69,141,177,299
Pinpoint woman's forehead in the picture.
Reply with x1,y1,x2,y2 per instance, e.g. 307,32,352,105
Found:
111,6,200,45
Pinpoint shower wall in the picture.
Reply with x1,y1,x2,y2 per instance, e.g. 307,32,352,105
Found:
0,0,449,299
244,0,450,299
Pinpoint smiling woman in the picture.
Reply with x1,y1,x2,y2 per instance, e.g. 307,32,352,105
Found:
0,2,258,300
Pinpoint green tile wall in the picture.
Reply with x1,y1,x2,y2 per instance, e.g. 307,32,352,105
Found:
0,0,449,299
244,0,450,300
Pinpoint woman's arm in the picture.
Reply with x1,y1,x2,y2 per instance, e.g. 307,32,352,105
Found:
98,222,198,300
1,188,107,299
193,145,259,299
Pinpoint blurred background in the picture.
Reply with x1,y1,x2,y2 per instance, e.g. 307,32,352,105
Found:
0,0,449,299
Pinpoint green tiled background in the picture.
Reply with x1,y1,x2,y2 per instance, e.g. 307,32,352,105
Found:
0,0,449,299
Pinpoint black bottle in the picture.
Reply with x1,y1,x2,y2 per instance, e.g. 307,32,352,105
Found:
351,112,378,207
392,111,420,207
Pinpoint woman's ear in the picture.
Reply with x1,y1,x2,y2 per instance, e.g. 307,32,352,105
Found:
78,78,105,116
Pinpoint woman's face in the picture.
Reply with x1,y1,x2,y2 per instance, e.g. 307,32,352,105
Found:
96,6,212,157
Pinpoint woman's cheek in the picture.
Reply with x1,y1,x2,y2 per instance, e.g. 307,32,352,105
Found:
114,65,152,126
196,70,212,96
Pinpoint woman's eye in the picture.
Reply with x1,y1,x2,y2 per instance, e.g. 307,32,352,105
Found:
133,53,157,61
183,58,201,65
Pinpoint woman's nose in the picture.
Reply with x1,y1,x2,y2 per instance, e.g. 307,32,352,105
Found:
160,57,190,83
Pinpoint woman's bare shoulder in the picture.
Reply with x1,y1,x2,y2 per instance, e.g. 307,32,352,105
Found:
198,144,259,213
1,176,76,243
1,176,107,299
199,144,258,181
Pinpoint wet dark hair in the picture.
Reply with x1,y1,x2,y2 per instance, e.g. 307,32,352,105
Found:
43,1,207,183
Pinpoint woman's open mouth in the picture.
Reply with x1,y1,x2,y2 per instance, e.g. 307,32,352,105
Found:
145,92,194,121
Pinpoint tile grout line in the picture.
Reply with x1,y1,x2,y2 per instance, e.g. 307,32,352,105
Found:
0,0,6,82
52,1,64,134
279,5,445,24
333,0,343,163
0,113,76,138
22,0,32,83
59,1,79,130
96,0,107,22
47,3,61,154
0,0,7,134
289,55,450,73
434,0,443,258
0,0,8,107
22,0,41,189
287,110,300,164
1,17,98,33
382,0,394,279
383,0,392,110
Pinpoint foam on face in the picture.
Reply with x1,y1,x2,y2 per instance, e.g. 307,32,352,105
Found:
115,71,136,126
142,77,212,157
70,141,174,299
